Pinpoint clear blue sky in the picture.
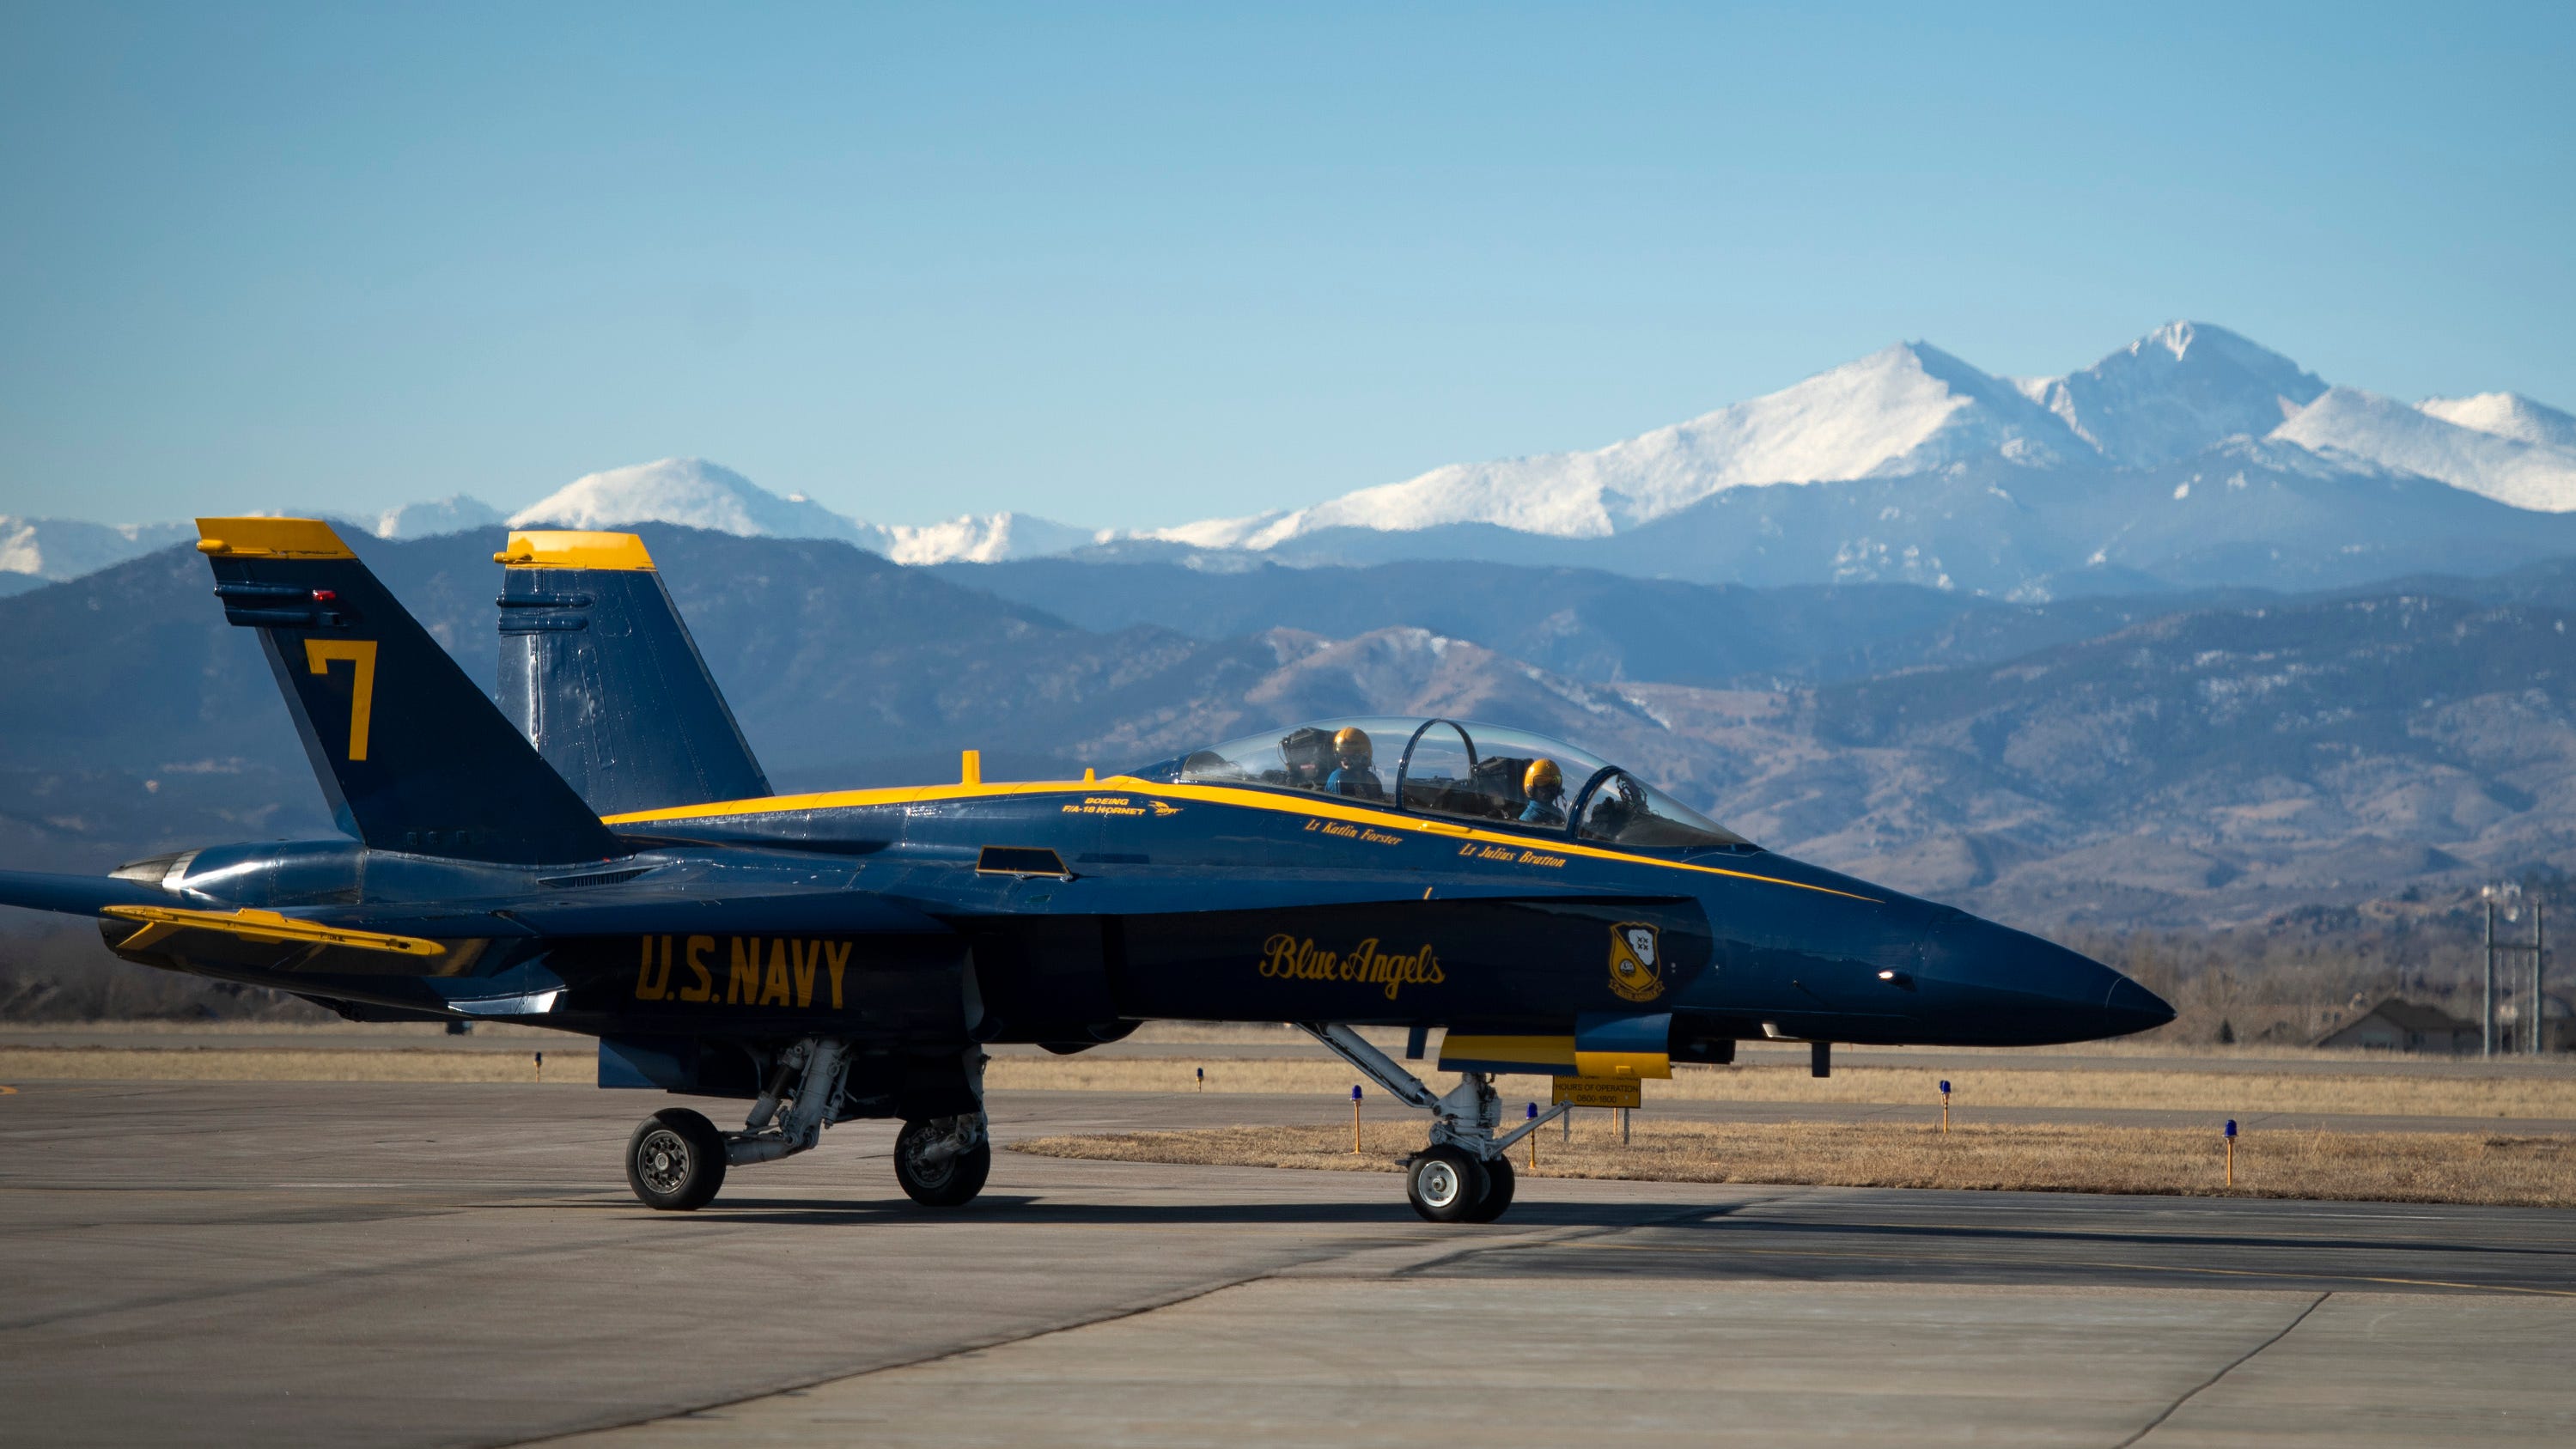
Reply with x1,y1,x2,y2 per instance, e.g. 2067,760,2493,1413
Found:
3,3,2568,528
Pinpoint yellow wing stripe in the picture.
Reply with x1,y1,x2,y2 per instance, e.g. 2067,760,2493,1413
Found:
102,905,444,957
603,777,1878,902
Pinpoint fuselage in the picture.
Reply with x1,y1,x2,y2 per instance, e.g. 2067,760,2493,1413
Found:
107,770,2174,1059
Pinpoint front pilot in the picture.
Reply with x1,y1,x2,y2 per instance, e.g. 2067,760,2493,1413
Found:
1325,727,1385,801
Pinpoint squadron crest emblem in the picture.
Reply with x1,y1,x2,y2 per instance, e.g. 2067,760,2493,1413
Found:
1606,922,1664,1002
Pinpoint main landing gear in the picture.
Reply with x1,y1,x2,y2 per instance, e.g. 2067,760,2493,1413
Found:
1298,1024,1559,1224
626,1107,728,1210
619,1038,993,1213
893,1115,991,1207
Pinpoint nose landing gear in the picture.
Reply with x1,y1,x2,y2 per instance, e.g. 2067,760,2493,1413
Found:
1404,1142,1519,1223
1300,1023,1559,1224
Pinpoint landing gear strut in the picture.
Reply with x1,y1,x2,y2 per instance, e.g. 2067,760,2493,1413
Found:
623,1037,850,1212
1298,1023,1559,1224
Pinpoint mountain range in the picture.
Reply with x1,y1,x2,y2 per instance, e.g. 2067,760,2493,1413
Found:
8,323,2575,598
9,524,2576,935
1145,321,2576,555
12,321,2576,935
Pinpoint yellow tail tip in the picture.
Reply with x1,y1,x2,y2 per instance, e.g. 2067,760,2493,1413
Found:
497,530,655,570
192,517,353,559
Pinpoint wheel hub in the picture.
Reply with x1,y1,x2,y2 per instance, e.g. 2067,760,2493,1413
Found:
637,1129,691,1195
903,1135,953,1190
1418,1160,1463,1209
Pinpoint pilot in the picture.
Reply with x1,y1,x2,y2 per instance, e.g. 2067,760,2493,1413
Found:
1519,758,1566,825
1325,727,1385,801
1279,727,1333,791
1584,775,1644,841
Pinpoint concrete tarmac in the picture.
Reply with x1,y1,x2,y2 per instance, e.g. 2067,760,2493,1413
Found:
1,1081,2570,1447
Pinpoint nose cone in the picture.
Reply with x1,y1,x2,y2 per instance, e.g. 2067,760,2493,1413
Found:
1918,911,2175,1045
2104,973,2178,1037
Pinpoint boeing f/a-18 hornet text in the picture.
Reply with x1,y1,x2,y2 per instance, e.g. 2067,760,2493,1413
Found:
0,519,2176,1221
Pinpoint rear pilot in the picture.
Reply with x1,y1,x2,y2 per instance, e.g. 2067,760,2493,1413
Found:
1519,758,1566,825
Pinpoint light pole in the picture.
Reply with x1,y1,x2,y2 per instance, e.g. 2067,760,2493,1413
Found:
2482,883,2543,1056
2536,901,2549,1057
2484,887,2503,1057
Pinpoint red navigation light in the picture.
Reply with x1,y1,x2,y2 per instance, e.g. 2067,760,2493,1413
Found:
310,588,338,602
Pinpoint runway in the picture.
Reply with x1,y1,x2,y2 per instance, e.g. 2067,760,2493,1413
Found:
2,1081,2570,1446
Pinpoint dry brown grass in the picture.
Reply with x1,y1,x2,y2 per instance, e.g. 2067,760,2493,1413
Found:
0,1046,590,1083
0,1020,569,1039
9,1032,2572,1127
985,1056,2576,1119
1106,1020,2517,1064
1013,1118,2576,1208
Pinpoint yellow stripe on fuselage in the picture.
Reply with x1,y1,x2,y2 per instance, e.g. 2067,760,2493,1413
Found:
601,777,1879,902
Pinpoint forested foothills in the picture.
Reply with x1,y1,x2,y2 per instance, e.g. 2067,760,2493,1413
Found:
10,491,2576,1028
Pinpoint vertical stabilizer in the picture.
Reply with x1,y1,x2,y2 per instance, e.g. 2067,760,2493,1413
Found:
495,530,771,817
194,517,624,865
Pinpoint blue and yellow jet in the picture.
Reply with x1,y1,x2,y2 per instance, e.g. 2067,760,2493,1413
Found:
0,519,2173,1221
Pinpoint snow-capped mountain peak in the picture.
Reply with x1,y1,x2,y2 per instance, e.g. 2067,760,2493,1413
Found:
2013,320,2327,468
0,516,194,582
372,495,506,540
2271,387,2576,512
1146,340,2083,550
1139,320,2576,553
508,458,1095,563
874,511,1101,565
2419,393,2576,451
510,459,869,543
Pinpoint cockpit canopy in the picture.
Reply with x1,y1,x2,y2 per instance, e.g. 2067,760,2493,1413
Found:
1131,717,1751,852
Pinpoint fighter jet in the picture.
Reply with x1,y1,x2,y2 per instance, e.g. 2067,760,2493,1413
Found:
0,519,2175,1221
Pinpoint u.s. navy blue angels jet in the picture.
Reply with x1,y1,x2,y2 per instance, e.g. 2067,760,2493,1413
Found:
0,518,2174,1221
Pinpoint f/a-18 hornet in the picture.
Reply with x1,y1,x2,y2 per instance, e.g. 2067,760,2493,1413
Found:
0,518,2175,1221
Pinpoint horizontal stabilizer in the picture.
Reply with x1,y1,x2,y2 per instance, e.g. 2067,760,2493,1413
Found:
101,905,443,957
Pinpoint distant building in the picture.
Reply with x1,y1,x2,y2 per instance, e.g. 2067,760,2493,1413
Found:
2315,998,2480,1054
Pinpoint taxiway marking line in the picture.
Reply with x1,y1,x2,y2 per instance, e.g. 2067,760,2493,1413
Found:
1547,1239,2576,1297
1720,1213,2576,1253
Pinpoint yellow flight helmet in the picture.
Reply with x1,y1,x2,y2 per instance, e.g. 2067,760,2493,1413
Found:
1331,727,1373,764
1525,758,1562,795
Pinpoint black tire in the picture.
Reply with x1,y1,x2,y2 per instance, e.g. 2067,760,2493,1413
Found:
1406,1144,1488,1223
626,1108,727,1211
1461,1153,1516,1223
894,1118,991,1208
